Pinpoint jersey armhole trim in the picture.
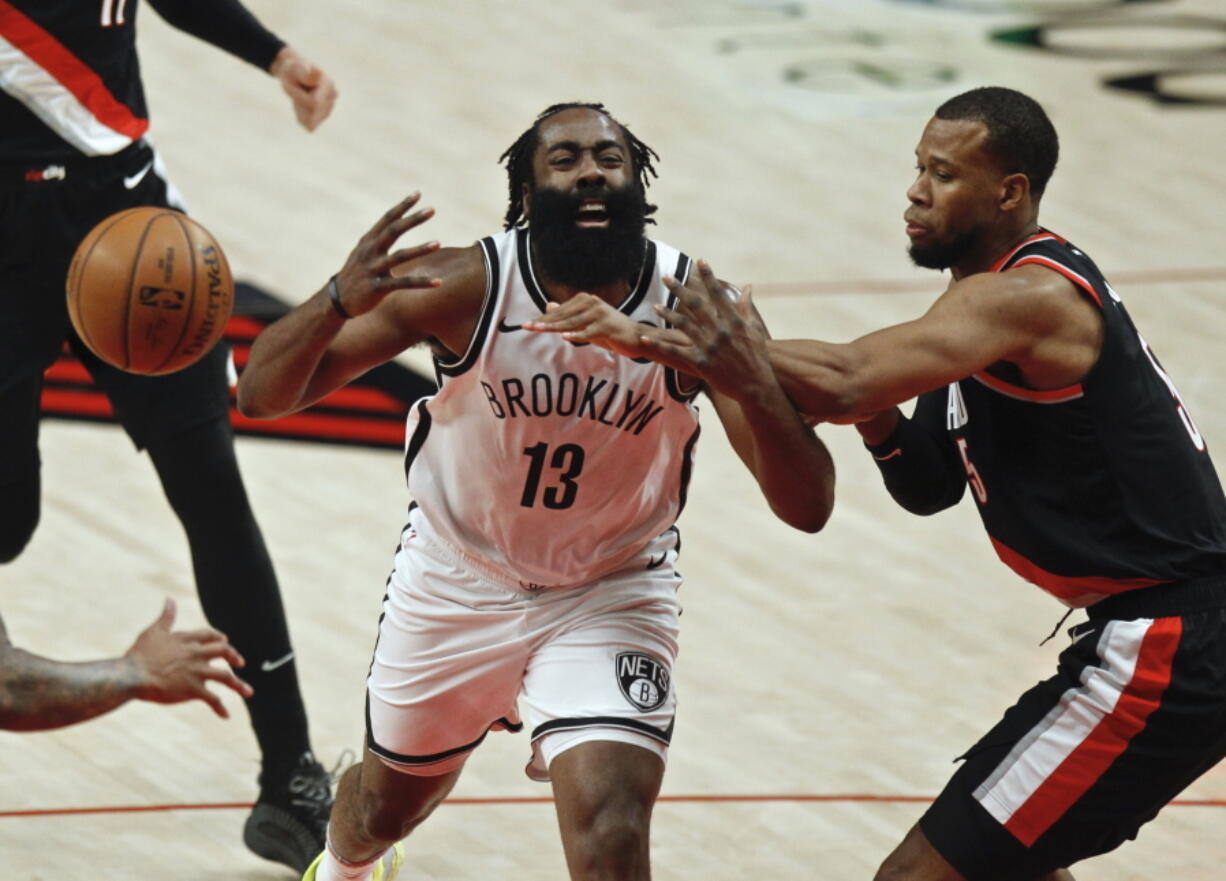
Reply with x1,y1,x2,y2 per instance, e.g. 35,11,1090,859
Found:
434,237,501,378
665,253,701,403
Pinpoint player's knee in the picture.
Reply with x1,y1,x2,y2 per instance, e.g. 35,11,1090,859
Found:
567,800,651,880
356,788,433,845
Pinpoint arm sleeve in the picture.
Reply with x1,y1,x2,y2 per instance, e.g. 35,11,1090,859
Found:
146,0,286,71
863,391,967,516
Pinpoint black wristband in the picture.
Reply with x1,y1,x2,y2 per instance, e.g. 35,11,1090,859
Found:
327,275,352,320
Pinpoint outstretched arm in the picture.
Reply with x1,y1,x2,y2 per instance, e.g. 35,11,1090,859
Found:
147,0,337,131
652,263,1103,424
238,194,485,419
0,599,252,732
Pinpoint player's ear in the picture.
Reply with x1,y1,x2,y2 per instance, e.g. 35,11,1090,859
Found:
521,183,532,220
1000,172,1029,212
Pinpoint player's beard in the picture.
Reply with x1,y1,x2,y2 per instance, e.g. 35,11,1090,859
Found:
908,226,980,271
528,183,648,289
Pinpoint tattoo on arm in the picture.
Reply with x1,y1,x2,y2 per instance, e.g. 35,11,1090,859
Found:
0,647,141,732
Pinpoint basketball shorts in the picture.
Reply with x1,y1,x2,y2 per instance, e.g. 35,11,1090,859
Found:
922,577,1226,881
0,140,230,454
366,507,682,781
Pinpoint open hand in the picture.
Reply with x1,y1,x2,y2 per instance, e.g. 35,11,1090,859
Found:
524,294,686,359
271,46,338,132
650,260,776,401
329,193,441,319
125,599,253,719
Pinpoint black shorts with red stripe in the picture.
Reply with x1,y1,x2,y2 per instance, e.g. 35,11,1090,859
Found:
921,576,1226,881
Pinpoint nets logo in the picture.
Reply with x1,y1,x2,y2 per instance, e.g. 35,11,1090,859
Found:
138,286,185,310
616,652,671,712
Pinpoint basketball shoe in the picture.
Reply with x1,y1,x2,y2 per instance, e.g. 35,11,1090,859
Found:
301,842,406,881
243,751,334,872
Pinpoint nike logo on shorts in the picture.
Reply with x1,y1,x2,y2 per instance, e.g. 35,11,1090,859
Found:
123,160,154,190
260,651,295,672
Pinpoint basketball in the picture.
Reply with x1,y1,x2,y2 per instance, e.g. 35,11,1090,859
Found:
66,207,234,375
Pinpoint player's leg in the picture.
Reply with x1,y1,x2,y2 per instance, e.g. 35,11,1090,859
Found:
520,530,682,881
310,747,460,881
0,175,81,563
0,376,44,563
902,609,1226,881
324,509,532,878
550,741,663,881
85,340,327,869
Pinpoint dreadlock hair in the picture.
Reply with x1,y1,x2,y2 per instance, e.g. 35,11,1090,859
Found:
935,86,1059,199
498,102,660,230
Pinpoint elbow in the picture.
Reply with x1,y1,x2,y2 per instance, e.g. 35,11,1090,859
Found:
776,484,835,534
235,382,281,420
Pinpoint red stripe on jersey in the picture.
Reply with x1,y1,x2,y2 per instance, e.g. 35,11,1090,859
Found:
1002,617,1181,846
990,537,1166,606
1010,256,1104,307
0,0,148,140
989,233,1060,273
972,370,1083,404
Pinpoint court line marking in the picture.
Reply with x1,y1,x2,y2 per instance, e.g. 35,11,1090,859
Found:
3,793,1225,818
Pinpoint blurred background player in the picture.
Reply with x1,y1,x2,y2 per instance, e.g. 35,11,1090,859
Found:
0,0,338,871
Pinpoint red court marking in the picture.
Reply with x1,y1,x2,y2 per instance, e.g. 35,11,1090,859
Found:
3,793,1224,819
752,267,1226,298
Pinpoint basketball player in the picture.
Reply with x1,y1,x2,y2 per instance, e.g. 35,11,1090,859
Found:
237,102,835,881
554,86,1226,881
0,599,252,730
0,0,338,871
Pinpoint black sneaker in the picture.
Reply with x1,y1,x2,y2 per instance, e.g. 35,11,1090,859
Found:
243,751,335,873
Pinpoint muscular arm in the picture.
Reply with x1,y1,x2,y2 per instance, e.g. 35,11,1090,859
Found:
238,198,485,419
762,265,1103,424
0,601,251,732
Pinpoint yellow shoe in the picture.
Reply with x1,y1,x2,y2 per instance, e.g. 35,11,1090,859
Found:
300,851,324,881
372,842,406,881
299,842,405,881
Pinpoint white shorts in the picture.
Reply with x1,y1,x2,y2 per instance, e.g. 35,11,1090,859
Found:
366,507,682,781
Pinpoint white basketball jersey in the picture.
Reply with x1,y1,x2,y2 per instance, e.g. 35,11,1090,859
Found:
403,227,701,588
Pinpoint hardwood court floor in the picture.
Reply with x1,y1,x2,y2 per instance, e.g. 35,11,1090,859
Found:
3,0,1225,877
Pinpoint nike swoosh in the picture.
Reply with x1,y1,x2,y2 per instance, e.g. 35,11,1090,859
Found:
498,319,524,333
1068,628,1095,647
123,160,154,189
873,448,903,461
260,651,295,672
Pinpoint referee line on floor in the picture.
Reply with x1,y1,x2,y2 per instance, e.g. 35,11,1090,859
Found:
4,794,1225,818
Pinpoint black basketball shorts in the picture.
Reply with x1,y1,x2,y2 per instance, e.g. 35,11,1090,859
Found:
922,581,1226,881
0,141,230,451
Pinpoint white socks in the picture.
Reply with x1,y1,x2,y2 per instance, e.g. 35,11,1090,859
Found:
315,840,384,881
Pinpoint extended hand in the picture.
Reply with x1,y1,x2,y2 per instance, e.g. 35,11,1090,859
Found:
651,260,776,401
125,599,253,719
524,295,684,359
271,46,338,132
329,193,441,319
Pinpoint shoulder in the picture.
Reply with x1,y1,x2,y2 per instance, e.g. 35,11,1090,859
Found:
938,264,1088,333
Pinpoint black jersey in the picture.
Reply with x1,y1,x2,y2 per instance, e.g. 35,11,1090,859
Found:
877,231,1226,607
0,0,282,163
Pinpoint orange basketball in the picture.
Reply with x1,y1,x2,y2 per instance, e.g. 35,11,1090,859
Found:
66,207,235,376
